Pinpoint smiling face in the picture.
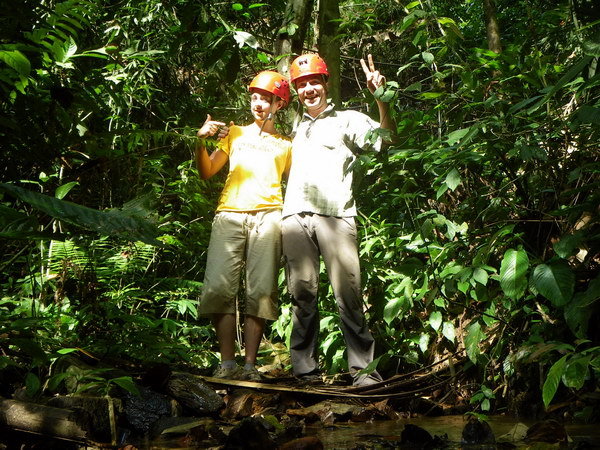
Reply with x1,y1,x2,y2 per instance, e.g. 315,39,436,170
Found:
249,89,282,122
295,75,328,117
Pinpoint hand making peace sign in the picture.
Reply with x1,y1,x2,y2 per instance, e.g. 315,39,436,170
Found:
360,53,386,94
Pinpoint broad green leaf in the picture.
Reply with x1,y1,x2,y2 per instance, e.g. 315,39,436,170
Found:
575,274,600,308
445,168,461,190
499,248,529,300
543,355,568,408
47,372,71,392
435,183,448,200
0,183,162,246
232,3,243,10
564,290,591,339
437,17,464,39
465,321,486,363
483,304,497,327
473,268,488,286
64,37,77,61
553,232,585,258
404,81,422,92
532,260,575,307
446,127,470,145
458,281,470,294
57,348,79,355
422,51,434,65
481,385,494,398
373,85,395,102
442,321,455,343
434,298,446,308
357,355,382,375
0,50,31,76
25,373,41,396
562,356,591,390
383,297,404,324
55,181,79,200
430,311,442,331
576,105,600,125
0,205,53,240
257,52,269,63
419,92,445,99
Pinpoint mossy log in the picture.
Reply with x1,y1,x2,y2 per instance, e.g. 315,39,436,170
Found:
0,397,88,442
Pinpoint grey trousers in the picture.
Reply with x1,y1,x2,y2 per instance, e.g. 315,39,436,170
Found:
282,213,380,382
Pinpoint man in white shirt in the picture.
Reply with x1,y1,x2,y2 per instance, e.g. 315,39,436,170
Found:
282,53,394,386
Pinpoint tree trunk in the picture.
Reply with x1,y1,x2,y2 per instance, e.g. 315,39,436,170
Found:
483,0,502,54
316,0,341,105
275,0,315,75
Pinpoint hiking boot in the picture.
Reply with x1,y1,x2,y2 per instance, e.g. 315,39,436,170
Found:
352,374,382,387
212,365,243,380
241,366,262,382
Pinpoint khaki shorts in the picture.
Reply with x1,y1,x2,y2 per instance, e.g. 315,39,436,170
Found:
198,209,282,320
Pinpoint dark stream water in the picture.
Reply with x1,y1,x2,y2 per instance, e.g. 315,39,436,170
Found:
147,415,600,449
306,415,600,449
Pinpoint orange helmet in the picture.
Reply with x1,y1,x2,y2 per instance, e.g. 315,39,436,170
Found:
248,71,291,106
289,54,329,84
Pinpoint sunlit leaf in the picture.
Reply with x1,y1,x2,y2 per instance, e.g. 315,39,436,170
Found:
532,260,574,307
429,311,442,331
465,321,486,363
473,268,488,286
55,181,79,200
422,51,434,65
419,333,430,353
500,248,529,300
442,321,455,343
233,31,258,48
57,348,79,355
0,50,31,76
383,297,405,324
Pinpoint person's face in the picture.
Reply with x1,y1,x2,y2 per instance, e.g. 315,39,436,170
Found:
295,76,327,115
250,89,282,122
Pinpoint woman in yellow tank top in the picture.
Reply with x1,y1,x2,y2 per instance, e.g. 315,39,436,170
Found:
194,71,292,381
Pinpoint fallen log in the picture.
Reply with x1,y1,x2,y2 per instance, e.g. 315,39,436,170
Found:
0,397,88,442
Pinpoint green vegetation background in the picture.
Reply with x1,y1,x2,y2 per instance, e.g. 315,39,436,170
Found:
0,0,598,417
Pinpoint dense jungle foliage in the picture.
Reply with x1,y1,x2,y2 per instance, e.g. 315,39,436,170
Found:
1,0,599,419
